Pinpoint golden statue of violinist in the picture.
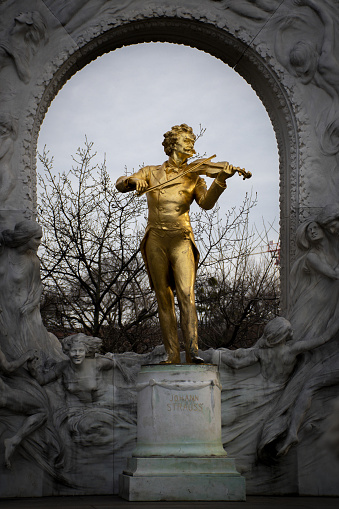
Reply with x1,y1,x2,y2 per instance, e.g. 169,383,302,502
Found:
116,124,251,364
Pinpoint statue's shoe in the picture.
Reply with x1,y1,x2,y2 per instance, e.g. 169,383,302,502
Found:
190,355,204,364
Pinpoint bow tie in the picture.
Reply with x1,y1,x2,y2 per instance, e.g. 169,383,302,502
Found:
166,162,186,174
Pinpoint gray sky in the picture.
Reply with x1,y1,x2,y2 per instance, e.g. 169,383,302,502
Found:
37,42,279,242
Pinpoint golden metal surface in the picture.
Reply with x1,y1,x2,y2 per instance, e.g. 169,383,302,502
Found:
116,124,249,364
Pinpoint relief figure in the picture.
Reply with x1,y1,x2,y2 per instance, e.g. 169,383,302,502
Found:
204,316,337,469
257,208,339,460
44,0,134,33
0,11,47,84
28,333,136,452
275,0,339,97
0,346,44,469
224,0,280,21
288,219,339,343
274,0,339,156
28,333,131,406
0,220,62,359
0,113,18,205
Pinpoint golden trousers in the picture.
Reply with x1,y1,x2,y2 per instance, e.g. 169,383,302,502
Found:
145,228,199,362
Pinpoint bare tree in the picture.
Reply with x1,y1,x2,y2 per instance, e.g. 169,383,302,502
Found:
38,139,280,353
194,200,280,349
38,139,157,348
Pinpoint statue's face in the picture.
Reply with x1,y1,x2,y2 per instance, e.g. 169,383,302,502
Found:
327,219,339,236
290,42,316,83
26,232,42,252
69,344,87,365
266,327,293,347
12,12,30,33
0,124,9,138
173,132,195,158
307,222,324,242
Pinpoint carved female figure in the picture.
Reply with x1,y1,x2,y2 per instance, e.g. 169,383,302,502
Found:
0,220,62,359
288,219,339,343
254,217,339,460
203,316,336,471
0,346,47,469
0,11,47,84
28,334,135,453
0,113,17,206
28,333,131,405
216,315,338,391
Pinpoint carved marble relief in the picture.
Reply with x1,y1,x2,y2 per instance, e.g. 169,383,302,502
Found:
0,346,44,469
0,8,48,216
214,0,281,22
289,217,339,343
0,113,17,206
199,207,339,492
275,0,339,161
0,0,338,498
0,11,48,85
201,307,339,467
0,333,166,492
0,220,63,360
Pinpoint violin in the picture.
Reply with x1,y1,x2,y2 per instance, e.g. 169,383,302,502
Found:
138,154,251,196
190,154,252,180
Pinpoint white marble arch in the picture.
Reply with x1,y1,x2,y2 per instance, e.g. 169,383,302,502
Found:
1,0,339,499
1,0,308,315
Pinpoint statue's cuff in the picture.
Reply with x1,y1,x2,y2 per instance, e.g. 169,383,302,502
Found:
123,177,131,188
215,179,227,189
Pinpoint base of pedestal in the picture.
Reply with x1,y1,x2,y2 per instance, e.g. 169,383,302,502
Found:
119,456,246,501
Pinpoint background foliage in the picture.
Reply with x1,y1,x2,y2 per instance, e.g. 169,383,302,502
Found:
38,140,280,353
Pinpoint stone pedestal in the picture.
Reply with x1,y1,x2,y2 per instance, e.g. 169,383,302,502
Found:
119,364,245,501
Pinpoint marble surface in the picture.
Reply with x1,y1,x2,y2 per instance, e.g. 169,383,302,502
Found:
120,364,245,501
0,0,339,499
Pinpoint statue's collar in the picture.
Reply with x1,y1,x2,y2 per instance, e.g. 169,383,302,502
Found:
166,157,187,173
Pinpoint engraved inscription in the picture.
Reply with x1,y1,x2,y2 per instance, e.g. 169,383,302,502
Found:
167,393,203,412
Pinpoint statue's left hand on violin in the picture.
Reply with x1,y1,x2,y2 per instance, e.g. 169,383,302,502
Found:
137,154,251,196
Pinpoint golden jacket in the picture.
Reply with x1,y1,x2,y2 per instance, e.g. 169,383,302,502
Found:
116,160,226,288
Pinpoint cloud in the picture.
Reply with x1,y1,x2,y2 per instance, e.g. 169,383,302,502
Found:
38,42,279,238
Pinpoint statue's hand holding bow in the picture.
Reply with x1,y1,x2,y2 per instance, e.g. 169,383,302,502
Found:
129,176,149,195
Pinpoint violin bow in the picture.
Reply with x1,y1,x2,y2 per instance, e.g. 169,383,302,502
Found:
137,154,217,196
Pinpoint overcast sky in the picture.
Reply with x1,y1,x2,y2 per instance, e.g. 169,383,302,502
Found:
37,42,279,242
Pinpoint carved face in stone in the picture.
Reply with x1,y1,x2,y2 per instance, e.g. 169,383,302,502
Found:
0,124,9,138
289,41,317,83
12,12,31,35
326,219,339,236
68,343,87,365
306,222,324,242
24,232,42,253
263,317,293,347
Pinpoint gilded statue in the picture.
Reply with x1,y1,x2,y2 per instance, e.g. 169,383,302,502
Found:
116,123,250,364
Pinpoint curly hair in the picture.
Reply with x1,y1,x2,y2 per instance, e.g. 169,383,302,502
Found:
62,333,102,358
162,123,196,156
